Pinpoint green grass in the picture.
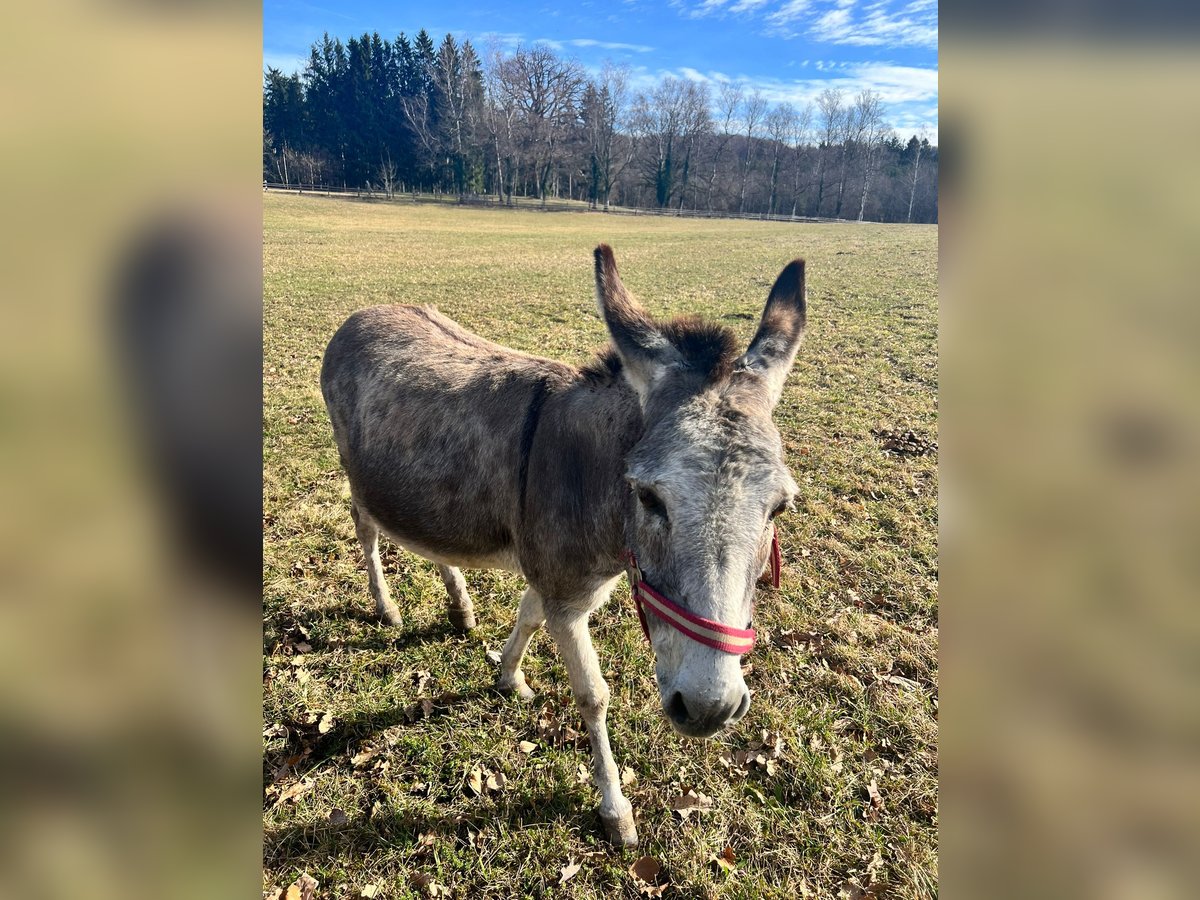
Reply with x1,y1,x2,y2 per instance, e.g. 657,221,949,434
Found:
263,193,938,899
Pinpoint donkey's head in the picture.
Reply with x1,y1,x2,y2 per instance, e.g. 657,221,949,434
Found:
594,245,806,739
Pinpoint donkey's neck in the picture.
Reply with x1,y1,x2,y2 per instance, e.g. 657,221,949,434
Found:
516,356,645,597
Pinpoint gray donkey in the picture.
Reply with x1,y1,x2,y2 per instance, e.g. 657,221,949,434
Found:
320,245,806,845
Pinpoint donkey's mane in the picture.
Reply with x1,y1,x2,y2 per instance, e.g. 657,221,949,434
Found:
581,315,739,385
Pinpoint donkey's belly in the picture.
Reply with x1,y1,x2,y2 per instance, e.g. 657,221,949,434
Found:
379,525,523,574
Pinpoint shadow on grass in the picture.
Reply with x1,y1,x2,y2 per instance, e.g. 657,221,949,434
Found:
264,784,603,869
265,685,507,788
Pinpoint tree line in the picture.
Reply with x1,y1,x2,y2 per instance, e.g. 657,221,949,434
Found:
264,30,938,223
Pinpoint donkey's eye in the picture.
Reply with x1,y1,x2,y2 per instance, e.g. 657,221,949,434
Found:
769,500,791,520
637,487,668,520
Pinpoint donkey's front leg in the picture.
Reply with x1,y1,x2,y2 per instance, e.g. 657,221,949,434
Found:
546,613,638,846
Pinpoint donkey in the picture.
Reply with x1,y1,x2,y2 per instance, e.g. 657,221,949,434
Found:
320,245,806,845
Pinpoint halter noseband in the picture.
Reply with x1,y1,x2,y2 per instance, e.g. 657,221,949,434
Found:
622,527,781,656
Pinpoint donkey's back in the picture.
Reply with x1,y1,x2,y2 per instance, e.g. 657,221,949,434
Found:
320,304,573,579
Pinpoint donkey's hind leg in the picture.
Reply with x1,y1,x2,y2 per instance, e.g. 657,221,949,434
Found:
496,587,544,700
437,565,476,632
350,500,403,626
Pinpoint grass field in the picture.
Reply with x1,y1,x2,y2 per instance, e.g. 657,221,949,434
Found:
263,192,938,899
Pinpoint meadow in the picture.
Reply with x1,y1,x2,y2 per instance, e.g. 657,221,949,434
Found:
263,192,938,899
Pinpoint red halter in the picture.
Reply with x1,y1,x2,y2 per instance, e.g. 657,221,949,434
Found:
622,528,781,656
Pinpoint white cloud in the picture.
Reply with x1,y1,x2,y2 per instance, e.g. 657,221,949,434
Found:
566,38,655,52
766,0,814,25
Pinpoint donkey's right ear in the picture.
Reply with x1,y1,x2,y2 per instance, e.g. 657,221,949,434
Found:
594,244,679,402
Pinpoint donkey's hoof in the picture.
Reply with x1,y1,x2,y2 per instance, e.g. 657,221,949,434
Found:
600,807,638,847
378,605,403,627
495,673,535,701
448,607,476,632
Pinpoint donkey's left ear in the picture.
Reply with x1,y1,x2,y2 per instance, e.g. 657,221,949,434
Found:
732,259,806,408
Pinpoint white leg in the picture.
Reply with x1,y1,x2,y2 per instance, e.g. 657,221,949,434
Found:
351,501,402,626
546,613,638,846
497,587,544,700
438,564,476,632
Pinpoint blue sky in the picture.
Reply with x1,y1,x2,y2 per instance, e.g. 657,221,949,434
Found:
264,0,937,141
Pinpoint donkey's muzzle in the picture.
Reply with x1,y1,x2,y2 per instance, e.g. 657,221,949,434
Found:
664,688,751,739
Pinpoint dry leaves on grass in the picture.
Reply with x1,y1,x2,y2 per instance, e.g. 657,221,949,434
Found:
719,729,787,778
265,872,319,900
670,788,714,822
410,873,451,898
864,778,884,822
559,859,582,885
358,885,381,899
300,710,335,734
465,765,507,796
534,703,585,749
711,846,737,873
266,776,314,807
871,427,937,458
629,857,669,897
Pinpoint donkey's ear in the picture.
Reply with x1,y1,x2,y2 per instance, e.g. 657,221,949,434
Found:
594,244,679,401
732,259,806,408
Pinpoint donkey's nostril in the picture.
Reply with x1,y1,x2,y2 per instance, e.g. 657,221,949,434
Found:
665,691,689,724
731,690,751,722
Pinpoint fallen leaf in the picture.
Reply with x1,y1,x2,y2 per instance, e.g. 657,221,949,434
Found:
263,723,288,740
485,771,507,792
485,649,502,665
559,859,582,885
295,873,319,900
274,777,314,805
317,712,335,734
712,846,736,872
630,857,661,882
414,670,432,694
670,788,714,821
294,642,313,654
865,778,884,821
284,887,300,900
359,886,380,899
329,807,348,826
629,856,668,897
518,740,537,754
576,763,591,783
621,766,637,786
466,766,483,796
351,747,378,768
410,873,451,897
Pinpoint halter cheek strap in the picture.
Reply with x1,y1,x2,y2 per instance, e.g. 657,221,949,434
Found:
622,527,781,656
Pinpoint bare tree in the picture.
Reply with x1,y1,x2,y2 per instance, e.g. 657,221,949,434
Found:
706,82,742,211
813,88,842,217
482,44,519,203
907,125,929,223
495,45,586,206
630,77,709,209
765,103,797,216
789,102,813,217
378,151,398,198
834,88,870,218
738,90,768,214
582,62,629,210
853,91,887,221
